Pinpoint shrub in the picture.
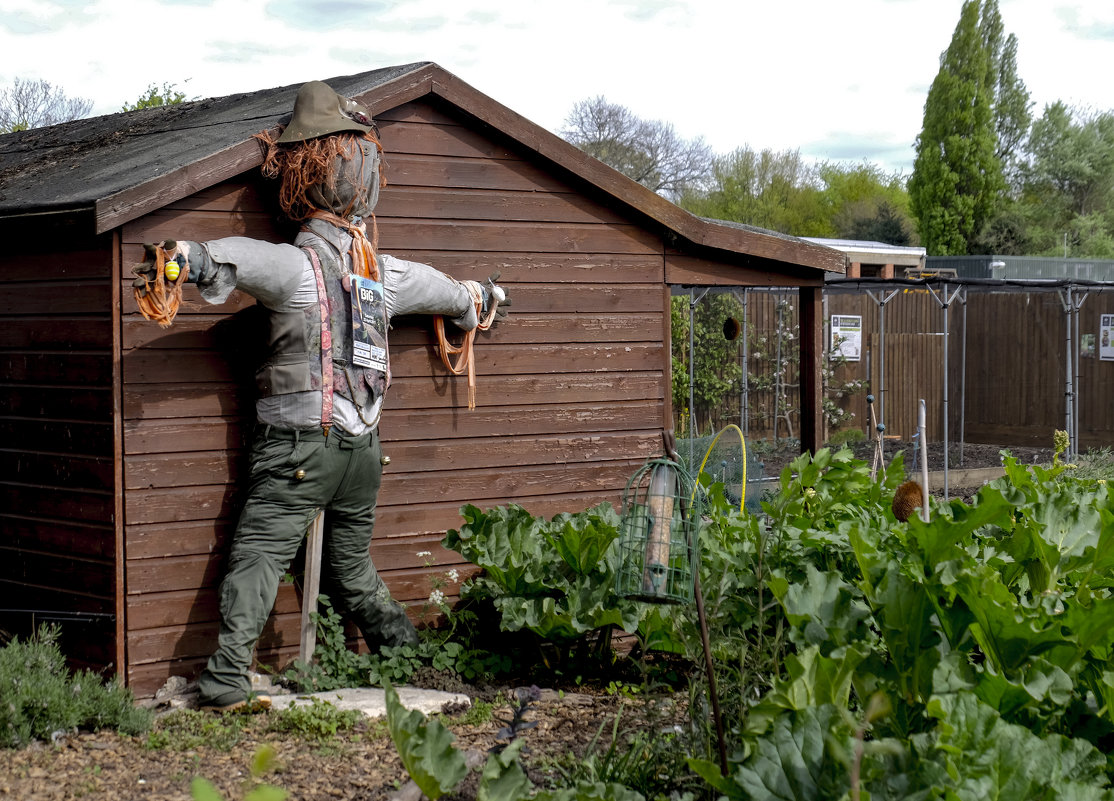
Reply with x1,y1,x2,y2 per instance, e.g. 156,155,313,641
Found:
0,624,151,747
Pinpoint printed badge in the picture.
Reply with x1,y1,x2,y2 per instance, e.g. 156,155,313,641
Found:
351,275,388,371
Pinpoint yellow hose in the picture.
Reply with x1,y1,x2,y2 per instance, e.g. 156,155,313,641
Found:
690,424,748,513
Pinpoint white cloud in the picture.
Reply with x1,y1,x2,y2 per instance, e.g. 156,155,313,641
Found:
0,0,1110,174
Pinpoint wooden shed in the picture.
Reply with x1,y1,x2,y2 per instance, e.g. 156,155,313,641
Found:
0,63,844,696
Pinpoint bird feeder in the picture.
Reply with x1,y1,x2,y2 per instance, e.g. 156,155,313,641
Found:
615,457,698,604
615,435,728,776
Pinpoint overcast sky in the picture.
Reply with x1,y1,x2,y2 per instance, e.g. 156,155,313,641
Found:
2,0,1112,175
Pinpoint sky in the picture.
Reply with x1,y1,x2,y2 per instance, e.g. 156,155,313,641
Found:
1,0,1112,175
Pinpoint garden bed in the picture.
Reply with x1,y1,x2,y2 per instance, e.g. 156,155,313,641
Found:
0,684,684,801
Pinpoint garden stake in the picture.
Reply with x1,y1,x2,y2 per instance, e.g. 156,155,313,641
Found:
615,431,729,776
918,400,930,521
867,394,886,479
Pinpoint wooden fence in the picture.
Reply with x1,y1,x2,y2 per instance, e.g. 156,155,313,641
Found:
676,283,1114,452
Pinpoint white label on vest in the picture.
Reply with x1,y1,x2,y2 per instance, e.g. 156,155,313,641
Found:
351,275,387,371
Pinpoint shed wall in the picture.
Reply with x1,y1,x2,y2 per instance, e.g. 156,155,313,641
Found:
0,234,119,672
119,99,670,695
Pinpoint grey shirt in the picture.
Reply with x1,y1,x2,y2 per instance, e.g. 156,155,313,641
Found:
193,219,479,433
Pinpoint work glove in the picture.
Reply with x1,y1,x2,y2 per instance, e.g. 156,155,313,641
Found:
132,240,210,293
480,271,511,325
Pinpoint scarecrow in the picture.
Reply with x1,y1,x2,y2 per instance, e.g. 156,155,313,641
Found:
132,81,508,712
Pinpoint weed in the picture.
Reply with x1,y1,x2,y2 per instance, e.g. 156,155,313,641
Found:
548,708,690,799
265,697,360,742
491,686,540,753
145,708,250,752
441,698,495,728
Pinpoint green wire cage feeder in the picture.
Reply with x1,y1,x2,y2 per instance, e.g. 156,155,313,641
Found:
614,432,729,775
615,457,699,605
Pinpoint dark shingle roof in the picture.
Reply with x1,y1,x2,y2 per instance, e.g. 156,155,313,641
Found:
0,63,430,223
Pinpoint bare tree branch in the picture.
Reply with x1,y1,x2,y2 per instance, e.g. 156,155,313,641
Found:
561,96,713,199
0,77,93,133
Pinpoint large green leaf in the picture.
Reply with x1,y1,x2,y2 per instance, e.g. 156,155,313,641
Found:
926,692,1111,800
769,563,872,650
730,705,842,801
872,565,941,704
478,739,532,801
745,645,867,735
383,683,469,800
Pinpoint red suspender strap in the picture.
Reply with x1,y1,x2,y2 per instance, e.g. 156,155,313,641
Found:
302,247,333,435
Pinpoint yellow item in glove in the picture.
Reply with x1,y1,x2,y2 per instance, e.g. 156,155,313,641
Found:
164,260,180,281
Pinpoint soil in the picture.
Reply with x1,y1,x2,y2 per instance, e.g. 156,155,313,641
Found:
0,678,690,801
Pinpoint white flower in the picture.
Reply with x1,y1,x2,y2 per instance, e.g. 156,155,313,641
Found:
416,550,432,558
429,589,446,606
447,568,460,583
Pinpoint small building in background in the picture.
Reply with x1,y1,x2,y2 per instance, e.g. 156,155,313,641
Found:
805,237,926,279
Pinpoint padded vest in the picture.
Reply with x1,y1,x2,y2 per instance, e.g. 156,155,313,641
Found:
254,245,388,423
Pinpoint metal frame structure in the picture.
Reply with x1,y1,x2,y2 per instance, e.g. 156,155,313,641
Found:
680,277,1114,498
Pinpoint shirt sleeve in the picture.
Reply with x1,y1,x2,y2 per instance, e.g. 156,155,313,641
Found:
193,237,307,310
381,254,478,330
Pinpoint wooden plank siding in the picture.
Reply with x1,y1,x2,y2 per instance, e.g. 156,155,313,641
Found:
821,288,1114,449
118,98,673,696
0,236,119,672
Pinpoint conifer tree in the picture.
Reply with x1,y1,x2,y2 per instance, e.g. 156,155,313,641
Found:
909,0,1006,254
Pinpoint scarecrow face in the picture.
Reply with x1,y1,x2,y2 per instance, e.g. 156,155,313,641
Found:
306,137,382,220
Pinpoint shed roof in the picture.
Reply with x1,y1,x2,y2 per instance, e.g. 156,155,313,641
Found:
0,62,844,275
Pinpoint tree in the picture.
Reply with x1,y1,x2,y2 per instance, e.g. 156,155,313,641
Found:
993,33,1033,187
1020,103,1114,256
909,0,1005,255
561,96,713,199
0,77,92,133
679,146,830,236
817,161,915,244
122,81,191,112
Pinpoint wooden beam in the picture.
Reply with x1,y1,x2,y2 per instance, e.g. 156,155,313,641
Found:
799,285,823,455
112,229,127,679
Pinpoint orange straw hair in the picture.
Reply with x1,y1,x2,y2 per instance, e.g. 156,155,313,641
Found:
254,129,387,222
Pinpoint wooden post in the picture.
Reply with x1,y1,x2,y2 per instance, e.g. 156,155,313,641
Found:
299,511,325,663
799,285,824,455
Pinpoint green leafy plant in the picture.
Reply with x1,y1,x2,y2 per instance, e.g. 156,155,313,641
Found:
0,624,152,748
279,594,502,692
265,697,361,741
384,681,541,801
444,503,648,670
687,446,1114,798
384,682,470,799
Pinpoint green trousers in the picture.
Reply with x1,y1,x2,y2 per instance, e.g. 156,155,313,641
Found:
197,425,417,707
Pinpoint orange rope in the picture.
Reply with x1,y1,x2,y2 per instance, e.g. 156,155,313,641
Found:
307,210,381,281
133,245,188,328
433,282,501,410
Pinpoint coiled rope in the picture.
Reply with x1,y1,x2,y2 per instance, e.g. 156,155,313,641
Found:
133,243,187,328
433,282,501,409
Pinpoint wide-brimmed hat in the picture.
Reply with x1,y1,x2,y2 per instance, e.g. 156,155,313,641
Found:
276,81,376,143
